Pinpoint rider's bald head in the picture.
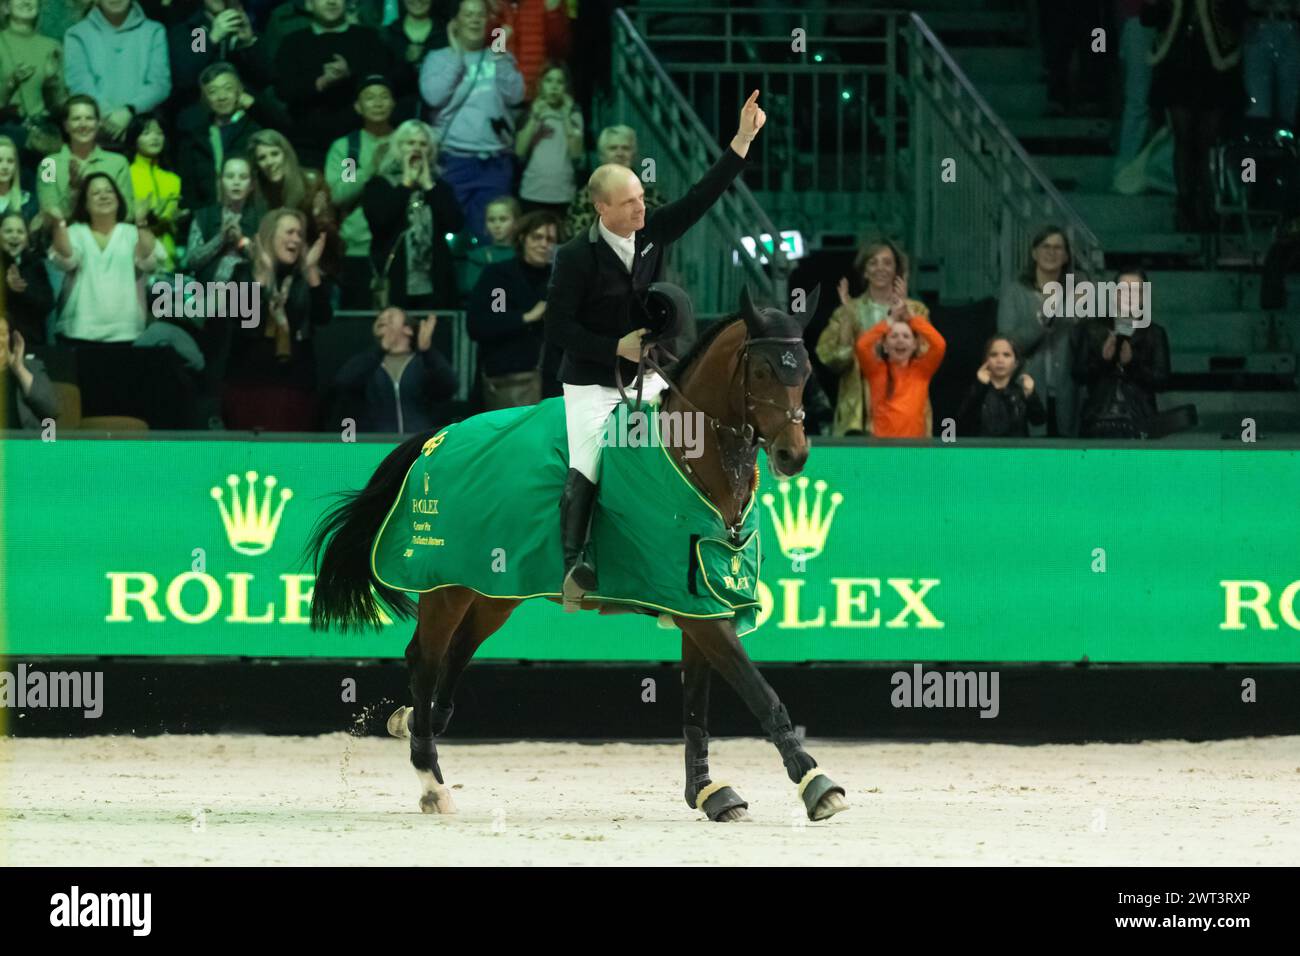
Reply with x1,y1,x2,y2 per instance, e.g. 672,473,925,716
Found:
589,165,645,238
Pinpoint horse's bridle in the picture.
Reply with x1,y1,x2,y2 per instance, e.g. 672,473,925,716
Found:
615,331,809,450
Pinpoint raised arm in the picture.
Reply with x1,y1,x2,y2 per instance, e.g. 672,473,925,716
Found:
854,320,889,375
910,314,947,376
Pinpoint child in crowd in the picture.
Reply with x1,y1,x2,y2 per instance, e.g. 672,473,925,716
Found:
957,335,1045,437
460,194,518,293
854,303,947,439
128,111,183,272
0,210,54,345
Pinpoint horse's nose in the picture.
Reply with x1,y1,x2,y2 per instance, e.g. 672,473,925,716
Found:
773,445,807,476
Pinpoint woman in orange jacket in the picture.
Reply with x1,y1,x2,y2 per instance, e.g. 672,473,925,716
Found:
854,301,946,438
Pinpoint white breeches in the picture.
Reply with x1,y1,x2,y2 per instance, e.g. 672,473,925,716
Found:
563,373,668,481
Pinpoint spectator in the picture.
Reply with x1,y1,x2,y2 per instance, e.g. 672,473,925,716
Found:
167,0,273,117
49,170,157,344
460,192,516,292
185,154,258,282
259,0,312,62
1071,269,1171,438
1243,1,1300,128
36,95,135,220
127,111,182,272
420,0,524,242
331,306,457,433
362,119,462,318
0,210,54,344
324,74,396,307
64,0,172,144
997,226,1081,437
466,208,557,409
1113,0,1156,180
273,0,398,167
1144,0,1246,231
957,335,1046,437
817,238,931,436
0,314,58,428
249,128,341,274
384,0,451,122
486,0,571,100
0,0,70,156
0,135,39,221
176,63,269,211
516,62,581,215
853,301,947,439
563,124,665,238
220,207,330,431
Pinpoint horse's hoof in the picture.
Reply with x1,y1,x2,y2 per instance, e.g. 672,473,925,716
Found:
419,785,457,815
811,790,849,821
797,768,848,821
387,706,412,739
695,782,750,822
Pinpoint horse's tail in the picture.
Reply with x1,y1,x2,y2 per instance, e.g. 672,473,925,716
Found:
305,430,436,633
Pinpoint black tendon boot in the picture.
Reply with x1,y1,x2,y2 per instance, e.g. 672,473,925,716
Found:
762,702,847,821
559,467,598,610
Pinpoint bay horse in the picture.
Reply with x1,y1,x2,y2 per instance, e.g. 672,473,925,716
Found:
306,288,848,823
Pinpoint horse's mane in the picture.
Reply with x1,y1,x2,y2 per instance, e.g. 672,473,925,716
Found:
665,315,742,380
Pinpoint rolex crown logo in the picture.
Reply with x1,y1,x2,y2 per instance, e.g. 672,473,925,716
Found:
210,471,292,556
731,553,742,575
761,476,842,561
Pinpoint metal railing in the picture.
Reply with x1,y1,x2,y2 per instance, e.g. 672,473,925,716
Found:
904,13,1105,302
606,8,790,310
623,5,1108,304
627,5,903,204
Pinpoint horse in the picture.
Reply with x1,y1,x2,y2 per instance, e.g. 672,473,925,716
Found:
306,287,849,823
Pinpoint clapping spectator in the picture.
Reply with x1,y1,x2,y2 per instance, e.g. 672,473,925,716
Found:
563,124,664,238
250,128,340,275
273,0,398,167
0,135,38,221
0,210,54,344
220,207,331,431
466,209,557,409
817,238,931,436
0,0,70,156
128,111,183,272
516,62,581,215
384,0,452,122
184,154,258,283
176,63,273,211
362,119,462,318
1071,269,1171,438
0,314,58,429
853,295,947,439
64,0,172,144
331,306,457,433
420,0,523,242
167,0,272,116
324,74,396,307
957,336,1046,437
48,171,157,344
997,226,1080,437
487,0,571,99
36,94,135,221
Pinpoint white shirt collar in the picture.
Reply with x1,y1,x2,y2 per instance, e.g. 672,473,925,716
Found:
597,218,635,270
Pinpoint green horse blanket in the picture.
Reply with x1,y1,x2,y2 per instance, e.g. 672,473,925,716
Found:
371,397,763,635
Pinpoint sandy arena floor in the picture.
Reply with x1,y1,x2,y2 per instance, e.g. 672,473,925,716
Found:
1,734,1296,866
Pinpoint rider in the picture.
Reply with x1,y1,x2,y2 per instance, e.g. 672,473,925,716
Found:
545,92,768,610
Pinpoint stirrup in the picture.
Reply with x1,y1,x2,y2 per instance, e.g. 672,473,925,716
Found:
562,562,596,612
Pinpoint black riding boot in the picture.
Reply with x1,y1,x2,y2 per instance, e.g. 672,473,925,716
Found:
560,468,598,610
